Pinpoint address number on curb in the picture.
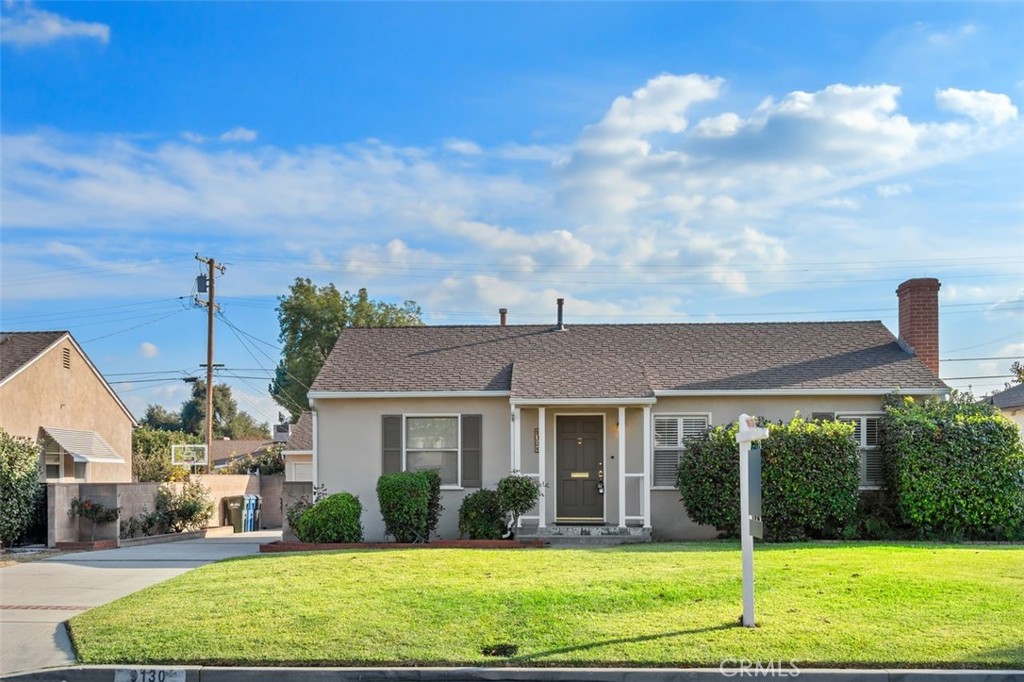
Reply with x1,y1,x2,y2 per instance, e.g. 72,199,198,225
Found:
114,669,186,682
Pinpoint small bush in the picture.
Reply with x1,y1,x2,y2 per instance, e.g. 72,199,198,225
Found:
218,446,285,475
286,483,327,532
458,489,505,539
496,473,542,531
156,481,214,533
677,416,860,541
69,498,121,541
0,428,43,548
295,492,363,543
880,392,1024,540
377,470,443,542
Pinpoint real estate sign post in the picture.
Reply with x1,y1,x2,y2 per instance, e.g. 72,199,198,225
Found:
737,413,768,628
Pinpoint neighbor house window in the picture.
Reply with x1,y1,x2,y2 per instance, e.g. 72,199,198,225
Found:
44,443,62,481
653,414,710,488
837,414,882,488
405,416,460,485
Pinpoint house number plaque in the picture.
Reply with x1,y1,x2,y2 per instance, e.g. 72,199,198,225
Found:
114,669,187,682
534,427,539,454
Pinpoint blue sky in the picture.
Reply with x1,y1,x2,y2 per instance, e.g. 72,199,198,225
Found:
2,1,1022,426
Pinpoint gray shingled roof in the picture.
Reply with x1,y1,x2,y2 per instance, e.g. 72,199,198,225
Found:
989,383,1024,410
311,322,947,398
283,412,313,452
210,439,275,465
0,331,68,383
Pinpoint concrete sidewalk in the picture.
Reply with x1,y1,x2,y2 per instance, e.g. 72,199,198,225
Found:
0,531,279,677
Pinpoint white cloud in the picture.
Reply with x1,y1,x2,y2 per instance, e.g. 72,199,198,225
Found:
693,113,742,138
876,183,912,198
1,4,109,47
936,88,1018,126
819,196,861,210
443,138,482,155
138,342,159,358
219,127,258,142
181,131,208,144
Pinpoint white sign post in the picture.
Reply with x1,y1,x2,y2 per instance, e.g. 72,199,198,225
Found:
737,413,768,628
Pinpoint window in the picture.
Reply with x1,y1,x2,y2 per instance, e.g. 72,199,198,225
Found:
837,414,882,488
44,443,61,481
73,461,87,480
653,414,709,488
382,414,482,488
405,416,459,485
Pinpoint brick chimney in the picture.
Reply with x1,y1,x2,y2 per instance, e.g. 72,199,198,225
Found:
499,308,508,326
896,278,941,376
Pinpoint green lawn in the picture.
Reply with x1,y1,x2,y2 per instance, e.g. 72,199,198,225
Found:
69,542,1024,668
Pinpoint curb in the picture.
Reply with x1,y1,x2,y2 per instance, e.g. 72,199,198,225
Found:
4,666,1023,682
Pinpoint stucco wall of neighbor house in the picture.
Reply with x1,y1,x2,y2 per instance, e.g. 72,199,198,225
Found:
316,396,513,541
1000,407,1024,434
0,338,133,483
284,453,313,481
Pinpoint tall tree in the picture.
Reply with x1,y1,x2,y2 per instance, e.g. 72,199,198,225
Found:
140,404,183,431
1012,361,1023,385
271,280,423,419
179,380,269,439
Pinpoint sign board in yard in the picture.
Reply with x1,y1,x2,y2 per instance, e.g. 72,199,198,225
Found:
736,414,768,628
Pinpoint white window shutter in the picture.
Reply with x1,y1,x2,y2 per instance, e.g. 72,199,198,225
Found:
654,417,679,448
653,450,681,488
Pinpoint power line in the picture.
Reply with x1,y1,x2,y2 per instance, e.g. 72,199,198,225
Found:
941,356,1020,362
82,309,188,343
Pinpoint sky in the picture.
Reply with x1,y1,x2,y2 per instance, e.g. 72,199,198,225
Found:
2,1,1022,427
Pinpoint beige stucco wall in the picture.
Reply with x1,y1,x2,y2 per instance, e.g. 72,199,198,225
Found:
999,406,1024,435
284,453,313,481
315,397,512,541
0,338,133,483
315,393,897,541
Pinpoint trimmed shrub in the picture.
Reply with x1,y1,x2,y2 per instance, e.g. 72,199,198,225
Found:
156,481,214,532
880,393,1024,540
295,492,364,543
458,489,505,539
0,428,42,548
496,473,542,531
377,470,443,542
677,417,860,541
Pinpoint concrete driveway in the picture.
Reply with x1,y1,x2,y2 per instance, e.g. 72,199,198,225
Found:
0,531,279,676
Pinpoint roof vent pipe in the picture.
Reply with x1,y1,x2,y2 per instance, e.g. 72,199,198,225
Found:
556,298,565,331
499,308,508,327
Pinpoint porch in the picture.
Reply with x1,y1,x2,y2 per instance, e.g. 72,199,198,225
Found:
508,402,654,534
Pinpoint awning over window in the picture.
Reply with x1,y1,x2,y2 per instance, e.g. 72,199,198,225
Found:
40,426,125,464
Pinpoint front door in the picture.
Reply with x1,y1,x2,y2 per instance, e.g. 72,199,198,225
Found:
556,416,604,522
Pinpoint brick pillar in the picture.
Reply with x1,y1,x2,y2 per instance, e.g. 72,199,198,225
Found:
896,278,941,376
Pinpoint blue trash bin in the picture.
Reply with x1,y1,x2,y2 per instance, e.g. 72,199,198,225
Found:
242,494,254,532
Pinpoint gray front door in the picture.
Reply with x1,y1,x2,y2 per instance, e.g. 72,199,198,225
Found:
556,416,604,521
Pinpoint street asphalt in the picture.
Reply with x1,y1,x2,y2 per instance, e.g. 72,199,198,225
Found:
0,531,279,677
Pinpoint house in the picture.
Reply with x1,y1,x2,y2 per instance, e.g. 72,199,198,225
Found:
281,412,313,481
210,438,277,470
306,278,948,541
988,383,1024,434
0,331,136,483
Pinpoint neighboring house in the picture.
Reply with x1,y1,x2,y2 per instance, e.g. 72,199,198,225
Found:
306,278,948,541
0,331,136,483
988,383,1024,434
210,438,276,470
280,412,313,482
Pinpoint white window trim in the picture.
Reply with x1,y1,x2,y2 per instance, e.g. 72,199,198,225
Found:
837,412,883,490
402,413,463,490
43,442,62,482
651,412,711,490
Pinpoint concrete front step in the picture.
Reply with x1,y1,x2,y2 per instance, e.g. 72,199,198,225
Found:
517,525,652,547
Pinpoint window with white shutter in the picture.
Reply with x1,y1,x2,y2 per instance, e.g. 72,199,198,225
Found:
653,414,710,488
837,414,883,488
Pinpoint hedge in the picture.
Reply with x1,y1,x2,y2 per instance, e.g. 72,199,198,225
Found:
879,393,1024,540
458,489,505,540
376,470,443,542
1,429,43,548
677,416,860,541
295,492,364,543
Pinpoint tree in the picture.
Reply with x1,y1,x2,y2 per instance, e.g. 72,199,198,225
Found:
132,426,199,482
140,404,183,431
271,280,423,419
179,380,269,440
1012,361,1023,384
0,428,42,548
218,445,285,475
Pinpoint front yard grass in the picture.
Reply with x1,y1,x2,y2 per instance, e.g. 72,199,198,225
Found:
69,542,1023,668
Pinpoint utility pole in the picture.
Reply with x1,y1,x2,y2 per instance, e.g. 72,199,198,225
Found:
195,254,226,474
